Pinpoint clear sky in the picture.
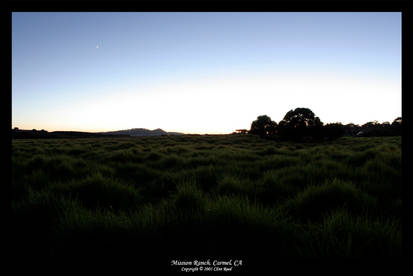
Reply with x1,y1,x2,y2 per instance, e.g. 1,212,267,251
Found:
12,12,401,134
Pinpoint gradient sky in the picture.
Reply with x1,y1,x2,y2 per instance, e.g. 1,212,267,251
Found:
12,12,401,134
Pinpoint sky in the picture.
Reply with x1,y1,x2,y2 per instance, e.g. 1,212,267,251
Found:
12,12,401,134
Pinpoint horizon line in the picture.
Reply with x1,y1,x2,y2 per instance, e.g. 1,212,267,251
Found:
12,116,402,136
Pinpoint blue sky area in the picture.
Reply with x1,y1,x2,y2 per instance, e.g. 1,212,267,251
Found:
12,12,401,133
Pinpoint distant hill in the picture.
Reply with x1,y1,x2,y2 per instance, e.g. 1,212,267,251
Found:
101,128,183,136
12,128,183,139
11,129,126,139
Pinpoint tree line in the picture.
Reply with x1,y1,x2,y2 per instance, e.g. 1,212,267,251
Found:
246,108,402,141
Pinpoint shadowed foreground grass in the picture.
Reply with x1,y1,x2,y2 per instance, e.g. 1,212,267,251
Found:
11,135,401,263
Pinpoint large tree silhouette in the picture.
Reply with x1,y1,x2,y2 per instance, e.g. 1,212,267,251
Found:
277,108,323,139
281,108,322,128
249,115,277,137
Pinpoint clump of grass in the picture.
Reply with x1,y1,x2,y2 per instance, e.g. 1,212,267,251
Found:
192,165,218,191
360,158,401,199
257,146,283,156
282,179,377,222
66,145,89,155
171,181,206,215
23,155,90,182
145,151,162,161
141,172,179,202
102,149,144,163
221,150,260,162
113,163,158,186
11,189,76,258
12,188,69,229
24,155,47,171
22,169,50,190
301,209,401,256
259,155,300,171
266,166,312,190
214,175,254,197
346,148,377,166
113,142,136,150
154,154,183,169
190,195,304,256
52,173,141,211
258,170,297,204
379,150,401,168
184,155,215,168
203,195,277,226
328,149,350,161
305,159,352,183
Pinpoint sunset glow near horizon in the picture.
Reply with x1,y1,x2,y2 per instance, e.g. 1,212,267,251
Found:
12,12,401,134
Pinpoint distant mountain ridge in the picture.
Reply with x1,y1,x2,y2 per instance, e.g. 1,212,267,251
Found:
101,128,183,136
12,127,183,139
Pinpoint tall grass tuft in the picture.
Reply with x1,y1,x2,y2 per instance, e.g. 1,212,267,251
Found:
258,170,297,204
171,181,206,215
52,172,141,211
301,209,401,256
282,178,377,222
192,165,218,191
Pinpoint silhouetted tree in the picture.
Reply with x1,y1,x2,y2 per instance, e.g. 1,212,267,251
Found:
362,121,379,129
355,118,402,137
248,108,401,141
323,123,345,139
282,108,317,127
343,123,361,136
392,117,402,127
249,115,277,138
278,108,323,139
391,117,402,135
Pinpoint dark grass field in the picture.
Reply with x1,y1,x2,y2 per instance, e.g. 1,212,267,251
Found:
11,134,402,268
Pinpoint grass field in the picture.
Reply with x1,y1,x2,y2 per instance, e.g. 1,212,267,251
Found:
11,135,402,263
